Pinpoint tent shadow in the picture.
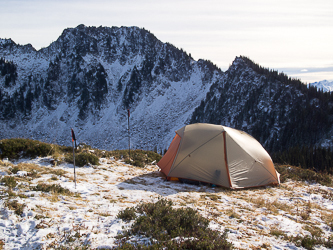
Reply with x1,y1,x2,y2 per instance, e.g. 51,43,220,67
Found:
115,170,184,196
115,170,269,196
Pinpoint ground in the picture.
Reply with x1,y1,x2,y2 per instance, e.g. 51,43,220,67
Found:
0,156,332,249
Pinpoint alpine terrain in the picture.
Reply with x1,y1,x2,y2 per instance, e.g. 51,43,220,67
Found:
309,80,333,93
1,24,333,156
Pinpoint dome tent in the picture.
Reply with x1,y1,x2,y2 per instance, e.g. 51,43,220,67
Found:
158,123,280,189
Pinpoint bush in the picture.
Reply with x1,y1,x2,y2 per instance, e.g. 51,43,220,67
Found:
117,207,137,222
5,200,25,216
1,176,17,188
0,138,55,160
32,183,73,196
115,199,232,249
301,236,317,250
10,166,21,174
65,152,100,167
76,152,99,166
0,138,162,169
285,230,332,250
275,164,332,186
114,149,162,168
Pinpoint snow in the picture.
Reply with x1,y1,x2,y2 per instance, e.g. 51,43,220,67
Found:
309,80,333,92
0,157,332,249
0,25,226,152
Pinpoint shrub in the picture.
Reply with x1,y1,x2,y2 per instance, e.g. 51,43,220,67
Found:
27,170,40,178
128,199,210,240
76,152,99,166
6,189,17,197
116,207,137,222
32,183,73,196
115,199,232,249
300,236,317,250
65,152,99,167
10,166,21,174
0,138,55,160
114,149,162,168
49,169,66,177
275,164,332,186
286,230,331,250
270,227,285,238
1,176,17,188
51,175,59,181
5,200,25,216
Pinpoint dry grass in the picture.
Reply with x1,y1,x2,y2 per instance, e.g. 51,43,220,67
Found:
314,188,333,201
4,200,26,216
303,224,323,238
225,209,241,219
0,159,12,168
0,240,4,250
203,194,220,201
50,175,58,181
48,193,61,202
321,211,333,231
245,197,293,215
4,163,67,181
291,200,312,221
96,211,112,217
48,168,66,176
269,225,286,238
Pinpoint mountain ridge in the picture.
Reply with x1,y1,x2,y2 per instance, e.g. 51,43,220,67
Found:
0,25,221,151
309,80,333,92
0,24,332,153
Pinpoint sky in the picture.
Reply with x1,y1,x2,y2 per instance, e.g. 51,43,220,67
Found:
1,0,332,83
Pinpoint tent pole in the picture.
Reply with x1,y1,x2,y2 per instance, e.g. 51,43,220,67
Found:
71,128,77,189
127,109,130,159
72,140,76,189
223,131,232,188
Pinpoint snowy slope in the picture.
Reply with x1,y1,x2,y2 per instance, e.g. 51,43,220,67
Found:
309,80,333,92
0,157,332,249
1,25,333,154
0,25,221,151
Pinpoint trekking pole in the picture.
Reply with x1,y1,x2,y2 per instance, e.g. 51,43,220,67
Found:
71,128,77,189
127,109,131,159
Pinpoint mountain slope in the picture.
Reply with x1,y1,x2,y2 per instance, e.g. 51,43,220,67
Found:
1,25,333,154
0,25,221,151
190,56,333,152
310,80,333,92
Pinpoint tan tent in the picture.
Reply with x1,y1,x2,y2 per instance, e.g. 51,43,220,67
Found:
158,123,280,189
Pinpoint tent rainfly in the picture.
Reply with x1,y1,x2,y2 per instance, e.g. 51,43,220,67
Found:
158,123,280,189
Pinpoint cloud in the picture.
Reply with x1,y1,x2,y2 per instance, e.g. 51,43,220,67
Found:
278,66,333,83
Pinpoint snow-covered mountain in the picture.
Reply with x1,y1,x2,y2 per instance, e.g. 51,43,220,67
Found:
1,25,333,153
309,80,333,92
190,57,333,152
0,25,220,151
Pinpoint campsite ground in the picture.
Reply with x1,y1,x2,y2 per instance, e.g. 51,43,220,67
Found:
0,156,332,249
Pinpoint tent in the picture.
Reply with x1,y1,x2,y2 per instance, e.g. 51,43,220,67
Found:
158,123,280,189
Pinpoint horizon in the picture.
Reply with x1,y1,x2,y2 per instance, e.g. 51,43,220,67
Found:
1,0,332,83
